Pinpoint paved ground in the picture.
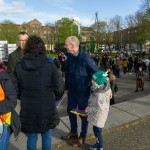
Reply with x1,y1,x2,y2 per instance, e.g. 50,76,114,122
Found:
8,72,150,150
52,72,150,150
52,115,150,150
114,72,150,104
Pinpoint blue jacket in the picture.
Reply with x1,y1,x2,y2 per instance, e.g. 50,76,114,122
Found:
65,49,99,95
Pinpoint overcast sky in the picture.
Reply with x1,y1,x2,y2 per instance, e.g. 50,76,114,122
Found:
0,0,142,26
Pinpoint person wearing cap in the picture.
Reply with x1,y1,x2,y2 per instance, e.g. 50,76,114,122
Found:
86,71,112,150
61,36,99,147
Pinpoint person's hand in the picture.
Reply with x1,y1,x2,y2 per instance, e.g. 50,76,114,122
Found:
64,90,68,95
63,90,68,98
85,106,89,113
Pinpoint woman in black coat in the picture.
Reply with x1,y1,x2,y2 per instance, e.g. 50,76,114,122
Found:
14,35,64,150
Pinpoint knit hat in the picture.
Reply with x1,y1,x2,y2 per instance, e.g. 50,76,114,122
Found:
92,71,107,85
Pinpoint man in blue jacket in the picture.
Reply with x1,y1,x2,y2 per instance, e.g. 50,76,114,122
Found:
61,36,99,147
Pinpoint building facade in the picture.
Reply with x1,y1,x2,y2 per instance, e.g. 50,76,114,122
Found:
0,19,149,53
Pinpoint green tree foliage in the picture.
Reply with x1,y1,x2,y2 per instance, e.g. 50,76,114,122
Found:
55,18,79,49
0,20,20,43
136,8,150,49
91,21,107,50
91,20,114,51
43,23,55,51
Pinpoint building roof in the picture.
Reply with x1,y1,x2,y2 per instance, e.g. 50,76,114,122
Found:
28,19,42,25
80,26,94,31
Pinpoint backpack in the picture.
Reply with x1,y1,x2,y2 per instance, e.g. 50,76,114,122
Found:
114,84,118,93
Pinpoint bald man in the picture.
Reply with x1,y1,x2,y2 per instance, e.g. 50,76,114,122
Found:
61,36,99,147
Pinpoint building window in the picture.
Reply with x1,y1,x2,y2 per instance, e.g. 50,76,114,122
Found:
82,32,86,36
32,25,35,28
90,33,94,36
36,25,41,28
82,36,86,42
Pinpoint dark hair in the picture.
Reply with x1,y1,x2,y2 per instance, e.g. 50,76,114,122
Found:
18,31,28,36
24,35,46,55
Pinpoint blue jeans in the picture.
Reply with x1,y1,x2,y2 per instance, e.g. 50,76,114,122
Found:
67,92,89,138
27,129,52,150
0,125,11,150
93,126,103,149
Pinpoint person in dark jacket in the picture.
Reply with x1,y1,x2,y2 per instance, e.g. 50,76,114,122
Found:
0,61,20,150
14,35,64,150
61,36,99,147
128,56,134,74
7,31,28,73
60,57,67,77
108,73,116,105
148,56,150,80
53,57,61,69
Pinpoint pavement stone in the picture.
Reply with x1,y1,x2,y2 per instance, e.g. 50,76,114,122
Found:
52,115,150,150
7,73,150,150
8,95,150,150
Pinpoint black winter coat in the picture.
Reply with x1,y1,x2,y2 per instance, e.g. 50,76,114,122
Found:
14,53,64,133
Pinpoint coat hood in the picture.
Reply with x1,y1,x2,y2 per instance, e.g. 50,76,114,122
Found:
93,81,111,95
21,53,48,71
0,69,10,80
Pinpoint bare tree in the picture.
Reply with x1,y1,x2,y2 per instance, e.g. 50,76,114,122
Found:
111,15,123,31
125,14,136,28
140,0,150,12
110,15,123,50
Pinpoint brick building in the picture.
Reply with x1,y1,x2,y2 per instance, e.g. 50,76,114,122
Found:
1,18,149,53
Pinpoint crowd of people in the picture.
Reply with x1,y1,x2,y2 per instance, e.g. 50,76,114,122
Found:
0,31,149,150
90,51,150,91
90,51,149,76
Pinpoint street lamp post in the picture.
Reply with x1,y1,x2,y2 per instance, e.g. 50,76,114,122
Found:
95,12,99,51
120,28,123,51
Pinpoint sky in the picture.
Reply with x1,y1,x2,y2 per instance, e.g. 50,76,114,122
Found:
0,0,142,26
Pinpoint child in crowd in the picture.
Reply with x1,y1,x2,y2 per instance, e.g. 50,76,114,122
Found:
108,73,117,105
86,71,112,150
135,67,144,92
